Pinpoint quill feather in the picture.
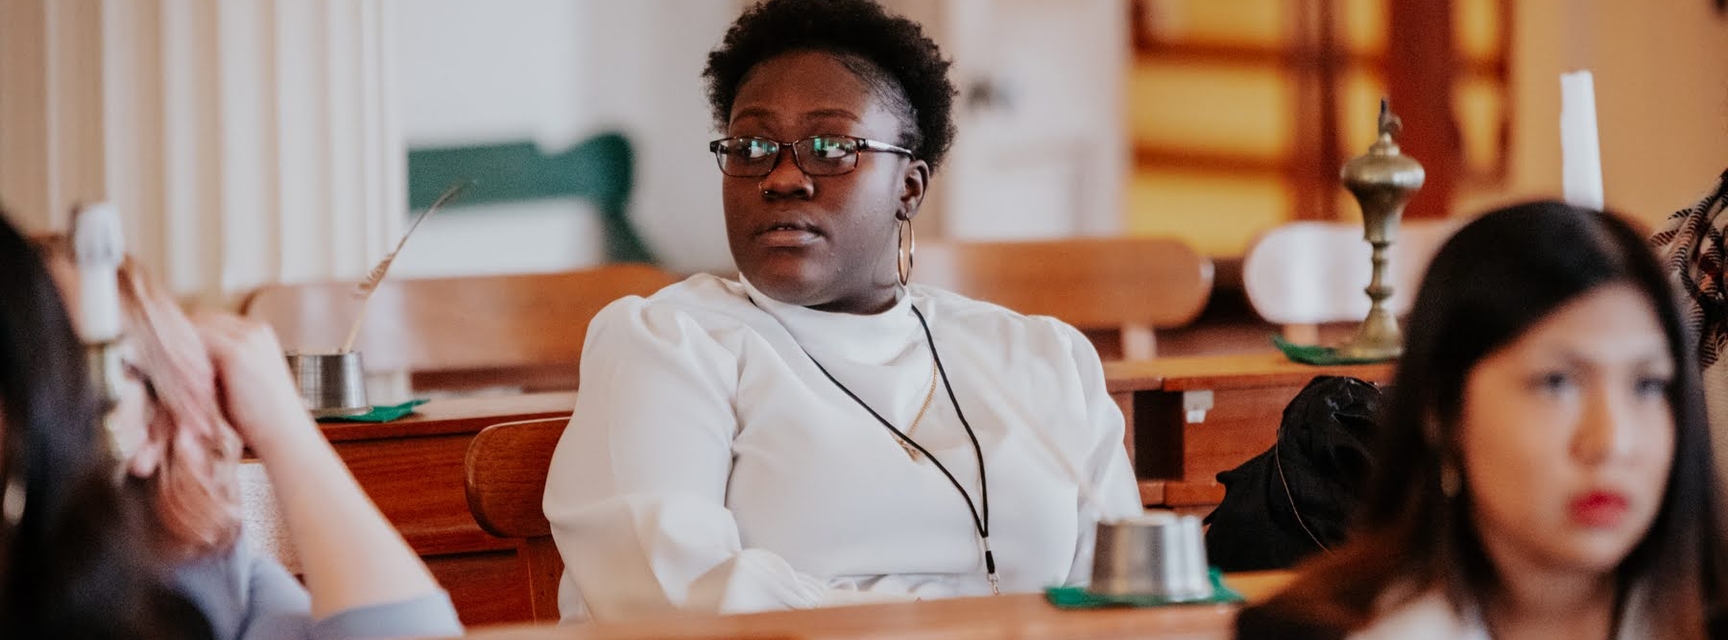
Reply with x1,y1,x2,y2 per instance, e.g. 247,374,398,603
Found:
340,181,472,353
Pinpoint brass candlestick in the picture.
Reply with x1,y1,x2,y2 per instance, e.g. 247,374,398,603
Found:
1336,99,1425,362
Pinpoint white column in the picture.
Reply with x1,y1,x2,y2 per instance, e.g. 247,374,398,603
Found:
0,0,401,304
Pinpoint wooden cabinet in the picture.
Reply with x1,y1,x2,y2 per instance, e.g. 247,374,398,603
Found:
321,393,574,625
1105,354,1393,511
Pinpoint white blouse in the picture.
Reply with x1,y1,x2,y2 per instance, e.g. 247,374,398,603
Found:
1348,585,1653,640
542,274,1142,622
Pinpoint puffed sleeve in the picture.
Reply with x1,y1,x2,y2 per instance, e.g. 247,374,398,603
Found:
1048,322,1144,586
543,297,864,621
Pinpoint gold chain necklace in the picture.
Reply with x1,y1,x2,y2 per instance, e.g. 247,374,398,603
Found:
896,356,940,461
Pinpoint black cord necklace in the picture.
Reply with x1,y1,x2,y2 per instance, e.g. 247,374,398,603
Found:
785,303,999,595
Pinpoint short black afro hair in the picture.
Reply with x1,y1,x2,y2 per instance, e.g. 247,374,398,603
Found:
703,0,957,170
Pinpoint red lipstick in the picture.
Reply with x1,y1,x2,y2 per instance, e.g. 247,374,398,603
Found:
1570,491,1629,527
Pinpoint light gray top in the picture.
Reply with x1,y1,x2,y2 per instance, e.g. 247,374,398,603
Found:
174,542,464,640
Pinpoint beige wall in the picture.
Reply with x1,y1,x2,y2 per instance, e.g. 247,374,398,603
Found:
1465,0,1728,225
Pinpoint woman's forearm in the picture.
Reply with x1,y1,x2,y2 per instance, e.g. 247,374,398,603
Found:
251,416,443,620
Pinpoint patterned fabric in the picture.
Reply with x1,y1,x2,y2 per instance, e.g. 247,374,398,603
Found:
1653,170,1728,487
1652,169,1728,367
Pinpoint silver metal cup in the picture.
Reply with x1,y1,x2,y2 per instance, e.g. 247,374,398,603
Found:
286,350,371,418
1089,512,1212,601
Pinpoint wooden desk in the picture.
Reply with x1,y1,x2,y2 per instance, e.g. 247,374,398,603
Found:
328,354,1383,624
453,572,1290,640
1103,353,1394,510
323,392,574,624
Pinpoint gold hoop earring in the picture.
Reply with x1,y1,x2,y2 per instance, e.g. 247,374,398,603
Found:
897,218,915,287
2,471,24,526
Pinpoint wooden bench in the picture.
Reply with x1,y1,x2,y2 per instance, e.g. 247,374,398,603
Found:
454,572,1295,640
465,418,568,622
241,265,679,393
917,237,1213,359
324,394,575,624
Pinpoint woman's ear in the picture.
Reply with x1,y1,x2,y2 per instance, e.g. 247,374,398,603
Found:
898,159,930,222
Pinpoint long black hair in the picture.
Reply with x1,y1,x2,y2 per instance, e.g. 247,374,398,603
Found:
1241,201,1726,638
0,208,211,639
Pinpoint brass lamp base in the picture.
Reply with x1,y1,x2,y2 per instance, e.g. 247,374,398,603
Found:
1335,99,1423,365
1336,307,1402,362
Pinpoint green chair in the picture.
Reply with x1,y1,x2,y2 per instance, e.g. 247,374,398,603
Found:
407,132,654,263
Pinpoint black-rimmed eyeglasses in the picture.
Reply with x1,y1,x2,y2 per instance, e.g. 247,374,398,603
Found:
708,135,914,177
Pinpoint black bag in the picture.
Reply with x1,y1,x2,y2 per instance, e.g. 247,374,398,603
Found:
1203,375,1381,572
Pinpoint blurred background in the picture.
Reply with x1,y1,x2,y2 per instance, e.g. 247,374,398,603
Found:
2,0,1725,302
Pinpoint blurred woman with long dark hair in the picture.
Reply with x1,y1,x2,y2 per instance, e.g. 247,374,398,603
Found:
1238,201,1728,639
0,210,210,639
8,205,465,639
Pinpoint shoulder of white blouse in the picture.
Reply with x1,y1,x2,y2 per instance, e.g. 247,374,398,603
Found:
580,274,791,364
593,275,766,329
1349,587,1478,640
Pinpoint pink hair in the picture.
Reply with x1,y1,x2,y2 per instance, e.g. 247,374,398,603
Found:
116,258,243,559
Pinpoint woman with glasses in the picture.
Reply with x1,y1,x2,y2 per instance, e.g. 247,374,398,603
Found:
542,0,1142,622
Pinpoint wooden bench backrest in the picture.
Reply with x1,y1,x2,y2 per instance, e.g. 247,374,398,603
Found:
464,417,568,621
916,237,1214,359
241,264,679,391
